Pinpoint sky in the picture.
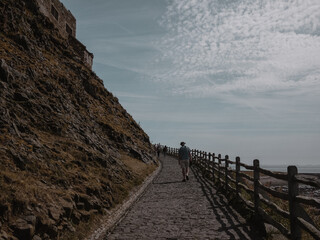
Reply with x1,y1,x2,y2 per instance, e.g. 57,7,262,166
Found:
60,0,320,166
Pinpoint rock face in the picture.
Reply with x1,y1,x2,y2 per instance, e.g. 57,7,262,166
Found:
0,0,156,239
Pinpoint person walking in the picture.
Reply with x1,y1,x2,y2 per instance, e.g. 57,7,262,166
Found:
178,142,192,182
163,145,168,157
156,144,161,158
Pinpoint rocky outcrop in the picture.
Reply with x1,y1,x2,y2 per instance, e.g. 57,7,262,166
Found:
0,0,156,239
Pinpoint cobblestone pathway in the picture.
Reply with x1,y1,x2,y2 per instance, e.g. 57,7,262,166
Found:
107,155,262,239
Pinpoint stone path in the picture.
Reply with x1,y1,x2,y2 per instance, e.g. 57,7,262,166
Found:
107,155,262,239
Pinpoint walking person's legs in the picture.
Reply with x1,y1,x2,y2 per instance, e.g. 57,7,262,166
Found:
181,167,186,181
180,159,189,182
185,160,190,180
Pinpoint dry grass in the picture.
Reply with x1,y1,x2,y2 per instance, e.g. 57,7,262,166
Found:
60,154,158,240
0,2,156,238
121,154,157,179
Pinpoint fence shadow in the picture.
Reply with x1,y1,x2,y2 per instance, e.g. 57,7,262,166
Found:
192,166,264,240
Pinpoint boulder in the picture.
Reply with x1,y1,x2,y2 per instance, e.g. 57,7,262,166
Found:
11,218,35,240
23,215,37,227
61,201,74,219
79,210,91,222
71,211,81,225
13,92,29,102
0,59,11,82
12,154,26,170
0,203,9,221
12,34,31,51
129,148,143,161
37,218,58,239
48,206,61,222
0,230,8,240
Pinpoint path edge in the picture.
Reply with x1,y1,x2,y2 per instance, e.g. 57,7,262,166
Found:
86,158,163,240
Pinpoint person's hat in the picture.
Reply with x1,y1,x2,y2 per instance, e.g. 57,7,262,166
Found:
180,142,186,146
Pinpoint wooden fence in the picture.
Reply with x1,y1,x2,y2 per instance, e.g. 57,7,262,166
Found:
167,147,320,240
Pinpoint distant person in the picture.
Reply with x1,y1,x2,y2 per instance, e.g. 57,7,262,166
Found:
178,142,192,182
156,144,161,157
153,144,157,156
163,145,168,157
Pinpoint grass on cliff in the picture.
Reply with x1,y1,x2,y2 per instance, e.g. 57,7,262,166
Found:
64,153,158,240
0,143,158,240
121,153,157,185
0,5,155,238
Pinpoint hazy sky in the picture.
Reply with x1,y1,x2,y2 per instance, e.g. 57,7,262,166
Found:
60,0,320,166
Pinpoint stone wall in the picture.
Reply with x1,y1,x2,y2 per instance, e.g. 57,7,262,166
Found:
68,36,94,69
84,50,94,68
34,0,93,69
35,0,76,38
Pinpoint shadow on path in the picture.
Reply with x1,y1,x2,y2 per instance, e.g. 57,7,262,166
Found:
154,181,184,185
107,155,264,239
192,166,264,240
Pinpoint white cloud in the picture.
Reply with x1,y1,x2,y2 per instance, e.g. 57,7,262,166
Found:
114,91,159,99
155,0,320,101
60,0,320,165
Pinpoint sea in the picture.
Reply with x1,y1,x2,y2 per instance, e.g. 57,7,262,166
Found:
260,165,320,174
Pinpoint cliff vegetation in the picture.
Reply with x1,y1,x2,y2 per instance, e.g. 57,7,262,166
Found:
0,0,157,239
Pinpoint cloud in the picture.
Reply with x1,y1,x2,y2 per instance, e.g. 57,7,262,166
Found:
155,0,320,100
113,91,159,99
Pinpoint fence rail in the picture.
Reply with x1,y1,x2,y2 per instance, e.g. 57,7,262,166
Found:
167,147,320,240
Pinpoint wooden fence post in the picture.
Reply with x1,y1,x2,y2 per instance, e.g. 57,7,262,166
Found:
207,152,211,176
202,151,205,170
212,153,215,183
201,151,204,169
218,154,221,187
202,151,205,172
288,166,301,240
196,149,199,167
207,152,211,178
225,155,229,193
253,159,260,213
236,156,240,201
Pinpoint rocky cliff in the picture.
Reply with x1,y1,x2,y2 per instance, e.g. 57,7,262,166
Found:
0,0,157,239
